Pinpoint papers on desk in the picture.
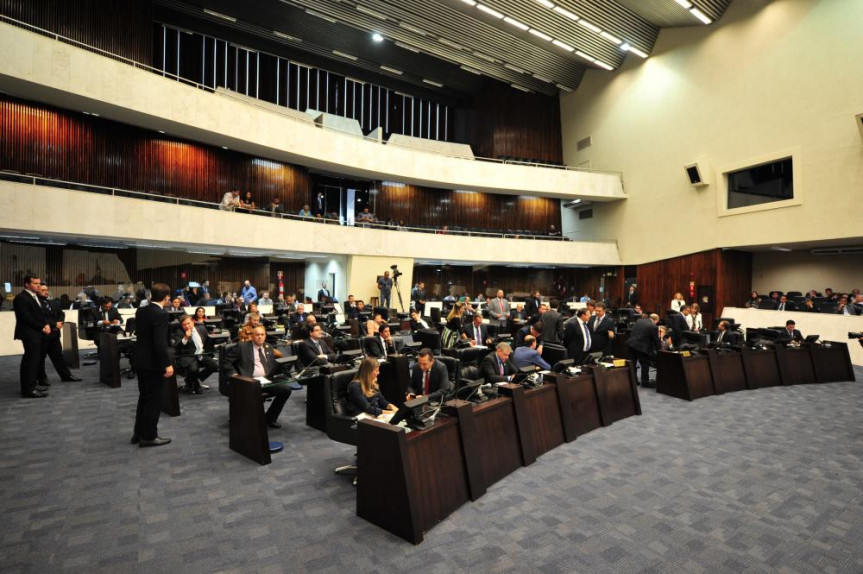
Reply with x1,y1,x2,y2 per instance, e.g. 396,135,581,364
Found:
256,376,271,385
355,411,397,423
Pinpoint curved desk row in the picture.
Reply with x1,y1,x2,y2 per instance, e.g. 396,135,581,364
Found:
356,363,640,544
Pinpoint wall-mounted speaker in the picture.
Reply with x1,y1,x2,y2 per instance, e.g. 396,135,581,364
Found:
684,160,710,187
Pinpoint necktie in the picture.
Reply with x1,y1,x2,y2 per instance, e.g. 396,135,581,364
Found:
583,322,591,352
476,326,481,343
779,303,784,311
498,359,504,376
258,347,268,373
423,371,430,395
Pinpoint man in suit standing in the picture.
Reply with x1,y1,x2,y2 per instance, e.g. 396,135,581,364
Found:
588,302,616,356
627,313,662,388
175,315,218,394
131,283,174,446
222,325,292,429
411,282,426,316
462,314,493,347
377,271,393,309
665,306,691,348
479,342,519,384
14,276,52,398
625,285,639,307
487,290,510,324
408,348,453,402
537,300,564,345
317,282,332,303
563,308,592,364
38,283,81,385
524,290,541,320
298,324,336,366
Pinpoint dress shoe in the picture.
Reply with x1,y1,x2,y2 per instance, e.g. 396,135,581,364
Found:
267,420,282,429
62,375,83,382
130,435,140,445
193,387,204,395
180,385,194,394
200,383,210,390
22,390,49,398
36,384,50,391
37,379,50,387
139,437,172,447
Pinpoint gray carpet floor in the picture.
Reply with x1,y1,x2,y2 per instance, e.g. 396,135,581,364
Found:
0,354,861,574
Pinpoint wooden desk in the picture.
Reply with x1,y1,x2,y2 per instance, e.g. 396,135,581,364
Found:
810,341,855,383
775,345,817,385
590,363,641,424
741,348,783,389
99,332,122,388
62,322,80,369
656,352,715,401
228,375,271,466
705,349,749,394
521,383,565,459
554,372,602,440
464,397,523,486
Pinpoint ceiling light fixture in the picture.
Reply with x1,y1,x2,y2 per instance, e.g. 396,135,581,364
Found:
503,16,529,31
532,73,552,83
305,10,337,24
460,0,477,5
575,50,595,62
371,32,384,42
594,61,614,71
423,79,444,87
674,0,693,8
459,65,482,75
333,50,358,60
552,6,579,21
628,46,648,58
690,8,712,24
394,41,420,53
504,63,527,73
476,4,504,19
203,9,236,22
577,19,602,33
510,84,531,93
222,146,229,150
473,51,497,62
556,83,572,92
600,31,622,45
439,38,465,50
398,22,427,35
528,28,552,41
552,39,574,52
380,65,403,75
158,130,165,134
273,30,300,42
536,0,555,8
356,5,387,20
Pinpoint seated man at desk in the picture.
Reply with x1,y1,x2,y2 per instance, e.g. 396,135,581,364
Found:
222,326,291,429
514,321,542,349
288,303,309,327
407,348,452,403
461,313,494,347
175,315,218,394
298,324,336,366
480,342,520,383
370,324,397,359
714,321,741,345
778,320,804,344
238,313,284,356
409,309,429,331
97,297,124,332
345,357,397,417
512,335,550,371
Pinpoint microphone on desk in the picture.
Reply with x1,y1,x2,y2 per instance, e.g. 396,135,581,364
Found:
293,356,326,379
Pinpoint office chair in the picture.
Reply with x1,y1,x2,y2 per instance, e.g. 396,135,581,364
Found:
323,369,360,484
416,329,442,354
360,336,384,359
436,355,460,391
541,343,568,367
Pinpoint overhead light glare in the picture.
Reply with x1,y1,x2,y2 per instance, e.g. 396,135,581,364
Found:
503,16,529,31
221,146,229,150
473,51,497,62
532,73,552,83
552,39,574,52
504,63,527,74
399,22,427,36
510,84,531,93
594,60,614,71
629,46,648,58
575,51,595,62
674,0,693,8
476,4,504,19
422,79,444,87
460,65,482,75
555,83,573,92
552,6,579,21
91,113,100,117
372,32,384,42
460,0,477,5
577,19,602,33
356,5,387,20
158,130,165,134
394,41,420,53
690,8,712,24
380,65,403,75
439,38,465,50
528,29,552,41
600,31,622,45
536,0,555,8
771,246,792,252
333,50,358,61
203,9,236,22
273,30,300,42
305,10,337,24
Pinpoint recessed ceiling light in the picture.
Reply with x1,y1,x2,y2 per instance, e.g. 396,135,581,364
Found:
459,65,482,75
439,37,465,50
552,6,579,21
577,19,602,33
273,30,300,42
552,39,574,52
594,61,614,71
399,22,427,35
380,65,403,75
504,63,527,73
333,50,358,60
674,0,693,8
536,0,555,8
473,51,497,62
600,31,622,45
158,130,165,134
528,29,552,41
476,4,504,18
394,41,421,53
356,5,387,20
203,9,236,22
629,46,648,58
532,73,552,83
91,113,100,117
305,9,337,24
222,146,229,150
556,83,573,92
575,51,595,62
423,79,444,87
460,0,477,5
372,32,384,42
503,17,529,31
771,246,792,252
510,84,531,93
690,8,712,24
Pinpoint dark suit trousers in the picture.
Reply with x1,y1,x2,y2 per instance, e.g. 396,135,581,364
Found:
20,334,45,395
183,355,218,388
629,348,652,386
134,369,165,440
264,385,292,423
39,332,72,381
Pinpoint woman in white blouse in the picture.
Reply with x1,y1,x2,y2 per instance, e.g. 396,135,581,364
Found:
687,303,703,330
670,292,686,312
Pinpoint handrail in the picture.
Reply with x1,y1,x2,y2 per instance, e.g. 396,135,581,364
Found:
0,171,575,242
0,14,624,179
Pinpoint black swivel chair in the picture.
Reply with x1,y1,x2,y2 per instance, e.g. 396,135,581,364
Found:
323,369,360,483
416,329,442,354
436,356,460,392
360,336,383,358
541,343,568,367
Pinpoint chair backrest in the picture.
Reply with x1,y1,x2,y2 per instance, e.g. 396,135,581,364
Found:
361,336,383,358
330,369,358,417
324,369,359,446
541,342,568,365
416,328,442,353
436,355,460,389
429,306,442,324
218,342,238,397
455,345,494,366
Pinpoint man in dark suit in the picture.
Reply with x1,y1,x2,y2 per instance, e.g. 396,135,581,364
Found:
174,315,218,394
776,295,796,312
288,304,309,327
514,322,542,349
317,282,332,303
524,291,541,321
297,324,336,366
627,313,662,388
715,320,740,345
14,276,52,398
537,301,564,345
222,325,292,429
97,297,123,331
363,324,397,359
665,306,691,348
778,320,803,343
461,314,493,347
625,285,639,307
479,342,519,384
131,283,174,446
588,302,616,356
345,294,360,320
411,282,426,316
563,308,592,364
408,348,452,402
409,309,430,331
38,283,81,385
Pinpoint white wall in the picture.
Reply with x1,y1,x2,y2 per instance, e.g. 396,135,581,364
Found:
559,0,863,263
346,255,415,310
752,252,863,294
304,257,347,303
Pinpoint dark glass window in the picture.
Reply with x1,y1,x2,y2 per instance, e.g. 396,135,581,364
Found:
727,157,793,209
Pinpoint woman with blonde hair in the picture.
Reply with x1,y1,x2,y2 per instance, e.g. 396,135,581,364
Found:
345,357,396,416
442,301,466,349
670,292,686,312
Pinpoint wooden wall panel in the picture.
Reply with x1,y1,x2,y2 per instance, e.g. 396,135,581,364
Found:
377,183,561,234
0,0,153,65
0,95,312,211
716,250,753,316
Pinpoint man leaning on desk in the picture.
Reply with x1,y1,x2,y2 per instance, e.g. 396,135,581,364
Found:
407,348,452,403
222,325,291,429
480,342,520,384
461,314,493,347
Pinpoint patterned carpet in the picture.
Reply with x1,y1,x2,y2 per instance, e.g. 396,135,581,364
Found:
0,355,860,574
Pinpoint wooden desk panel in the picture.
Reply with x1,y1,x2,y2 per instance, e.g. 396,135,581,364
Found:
471,397,522,487
378,354,411,407
555,373,602,439
810,342,855,383
775,346,817,385
742,348,782,389
228,375,271,466
706,349,748,394
522,384,565,458
657,352,714,401
592,365,640,424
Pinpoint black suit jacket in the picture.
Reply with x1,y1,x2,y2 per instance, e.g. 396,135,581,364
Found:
408,359,452,402
409,318,430,332
538,310,564,344
363,335,395,359
524,298,541,319
778,328,803,343
289,312,308,327
563,319,591,363
298,337,336,366
222,341,279,378
588,315,616,355
97,307,123,326
133,303,171,373
462,323,492,346
479,352,519,384
174,323,211,369
626,290,639,306
626,318,661,355
13,290,49,341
